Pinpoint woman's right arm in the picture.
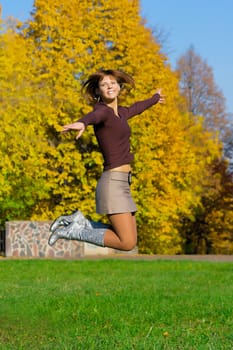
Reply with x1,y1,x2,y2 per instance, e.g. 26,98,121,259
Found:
62,122,86,139
62,108,106,139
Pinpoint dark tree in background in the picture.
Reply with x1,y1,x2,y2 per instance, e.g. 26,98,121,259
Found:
176,46,233,254
176,47,230,135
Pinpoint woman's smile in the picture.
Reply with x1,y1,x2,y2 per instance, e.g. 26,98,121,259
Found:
98,75,121,101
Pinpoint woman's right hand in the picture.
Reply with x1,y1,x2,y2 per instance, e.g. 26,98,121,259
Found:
62,122,85,139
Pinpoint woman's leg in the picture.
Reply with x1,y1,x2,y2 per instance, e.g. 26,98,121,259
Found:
104,212,137,251
48,211,137,251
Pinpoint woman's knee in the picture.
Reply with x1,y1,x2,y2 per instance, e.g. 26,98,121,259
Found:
120,236,137,251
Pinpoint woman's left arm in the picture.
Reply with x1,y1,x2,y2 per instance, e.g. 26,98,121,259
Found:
125,89,165,119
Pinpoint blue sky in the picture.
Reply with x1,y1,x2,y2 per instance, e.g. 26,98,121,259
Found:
1,0,232,114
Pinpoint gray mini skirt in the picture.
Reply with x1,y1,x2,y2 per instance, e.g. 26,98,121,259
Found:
96,171,137,214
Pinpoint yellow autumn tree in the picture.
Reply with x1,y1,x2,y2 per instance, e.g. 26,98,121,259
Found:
0,0,222,253
0,20,55,223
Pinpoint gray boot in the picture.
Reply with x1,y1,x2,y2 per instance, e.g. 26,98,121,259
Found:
50,210,109,233
50,211,86,233
48,221,106,247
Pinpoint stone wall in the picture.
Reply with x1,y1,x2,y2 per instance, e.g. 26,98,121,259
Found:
5,221,114,259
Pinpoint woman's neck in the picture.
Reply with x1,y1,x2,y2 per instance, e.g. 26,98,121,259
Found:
105,98,119,116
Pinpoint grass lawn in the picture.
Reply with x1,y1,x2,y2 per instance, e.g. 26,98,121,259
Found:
0,258,233,349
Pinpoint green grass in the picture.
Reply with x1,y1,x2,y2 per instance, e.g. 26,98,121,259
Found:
0,259,233,350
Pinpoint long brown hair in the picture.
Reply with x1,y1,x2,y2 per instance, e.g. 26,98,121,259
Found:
81,69,135,104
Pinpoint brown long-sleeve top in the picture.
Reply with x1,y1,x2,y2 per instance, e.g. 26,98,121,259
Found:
78,93,160,171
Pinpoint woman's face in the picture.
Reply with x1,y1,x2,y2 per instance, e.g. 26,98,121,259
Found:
97,75,121,102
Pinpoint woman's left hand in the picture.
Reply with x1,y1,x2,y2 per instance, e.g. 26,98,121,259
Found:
156,89,165,104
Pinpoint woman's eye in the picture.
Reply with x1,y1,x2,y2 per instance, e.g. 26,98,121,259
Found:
99,81,117,88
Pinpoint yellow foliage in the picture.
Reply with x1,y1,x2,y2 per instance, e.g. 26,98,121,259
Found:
0,0,226,253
